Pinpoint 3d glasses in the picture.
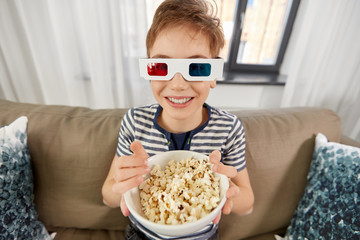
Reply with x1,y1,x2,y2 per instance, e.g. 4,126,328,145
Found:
139,58,224,81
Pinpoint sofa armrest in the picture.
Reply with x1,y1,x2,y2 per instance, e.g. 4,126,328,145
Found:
340,135,360,148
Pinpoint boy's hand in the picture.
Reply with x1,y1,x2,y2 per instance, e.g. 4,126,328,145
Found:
209,150,239,224
112,141,150,216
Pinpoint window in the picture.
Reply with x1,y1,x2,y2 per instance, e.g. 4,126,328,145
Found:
146,0,300,81
216,0,300,75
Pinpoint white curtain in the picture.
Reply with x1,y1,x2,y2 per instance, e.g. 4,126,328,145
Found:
0,0,154,109
281,0,360,142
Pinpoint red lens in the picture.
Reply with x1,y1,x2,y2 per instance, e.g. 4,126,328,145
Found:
147,63,168,76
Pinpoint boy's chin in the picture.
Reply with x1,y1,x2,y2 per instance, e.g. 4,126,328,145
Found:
162,104,205,120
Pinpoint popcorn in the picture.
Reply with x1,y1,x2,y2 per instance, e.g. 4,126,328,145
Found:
139,157,221,225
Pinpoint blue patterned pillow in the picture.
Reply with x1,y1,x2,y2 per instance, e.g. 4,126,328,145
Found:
0,117,51,240
285,133,360,239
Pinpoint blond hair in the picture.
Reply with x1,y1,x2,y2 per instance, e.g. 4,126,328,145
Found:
146,0,225,58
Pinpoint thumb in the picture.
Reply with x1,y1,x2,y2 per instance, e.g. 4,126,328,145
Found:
212,212,221,224
120,196,130,216
130,140,149,158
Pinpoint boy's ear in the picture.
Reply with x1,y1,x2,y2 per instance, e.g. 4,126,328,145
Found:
210,80,216,89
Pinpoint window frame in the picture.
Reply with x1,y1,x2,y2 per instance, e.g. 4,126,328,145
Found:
224,0,301,75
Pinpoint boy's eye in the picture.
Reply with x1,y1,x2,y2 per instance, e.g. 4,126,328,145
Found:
147,63,168,76
189,63,211,77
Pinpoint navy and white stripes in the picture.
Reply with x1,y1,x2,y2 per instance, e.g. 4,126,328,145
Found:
117,104,246,171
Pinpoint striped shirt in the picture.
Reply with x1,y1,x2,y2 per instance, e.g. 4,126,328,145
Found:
117,103,246,171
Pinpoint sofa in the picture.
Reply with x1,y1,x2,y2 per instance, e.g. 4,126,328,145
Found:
1,98,359,240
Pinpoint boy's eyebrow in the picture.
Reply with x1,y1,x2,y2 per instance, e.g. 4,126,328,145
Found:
150,54,209,59
151,54,170,58
188,55,209,59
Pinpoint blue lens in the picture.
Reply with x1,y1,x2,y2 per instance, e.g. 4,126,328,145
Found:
189,63,211,77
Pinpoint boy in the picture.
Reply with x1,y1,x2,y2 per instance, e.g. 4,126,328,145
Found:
102,0,254,239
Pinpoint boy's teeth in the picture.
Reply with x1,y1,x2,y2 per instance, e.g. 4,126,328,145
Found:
168,97,191,104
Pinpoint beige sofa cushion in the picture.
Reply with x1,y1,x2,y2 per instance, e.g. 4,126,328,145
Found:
0,100,342,240
218,108,341,239
0,100,128,231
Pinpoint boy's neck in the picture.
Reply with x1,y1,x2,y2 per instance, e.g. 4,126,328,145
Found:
157,106,208,134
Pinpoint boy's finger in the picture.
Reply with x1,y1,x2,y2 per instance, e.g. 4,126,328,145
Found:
120,196,130,216
212,212,221,224
115,155,146,168
112,175,144,194
213,163,237,178
226,181,240,199
114,166,150,182
209,150,221,164
131,141,149,159
222,199,233,215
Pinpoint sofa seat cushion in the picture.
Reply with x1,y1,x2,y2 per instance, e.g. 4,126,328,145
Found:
53,228,125,240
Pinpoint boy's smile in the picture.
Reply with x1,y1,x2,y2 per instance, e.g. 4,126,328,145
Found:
166,96,192,106
149,25,216,133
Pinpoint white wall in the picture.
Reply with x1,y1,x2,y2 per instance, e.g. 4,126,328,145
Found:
207,84,284,109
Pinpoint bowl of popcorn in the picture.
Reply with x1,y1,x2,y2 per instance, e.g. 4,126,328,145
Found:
124,150,229,237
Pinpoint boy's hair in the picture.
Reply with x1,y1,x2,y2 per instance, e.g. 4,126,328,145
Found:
146,0,225,58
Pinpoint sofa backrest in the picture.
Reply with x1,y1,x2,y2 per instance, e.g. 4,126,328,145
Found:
0,100,341,238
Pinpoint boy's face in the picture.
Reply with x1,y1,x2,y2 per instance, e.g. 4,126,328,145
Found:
149,25,216,130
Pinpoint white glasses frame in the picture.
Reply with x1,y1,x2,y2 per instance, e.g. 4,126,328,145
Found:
139,58,224,81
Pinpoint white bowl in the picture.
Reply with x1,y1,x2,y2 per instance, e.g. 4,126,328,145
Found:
124,150,229,237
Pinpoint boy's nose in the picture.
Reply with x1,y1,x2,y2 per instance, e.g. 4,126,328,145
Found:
169,73,188,90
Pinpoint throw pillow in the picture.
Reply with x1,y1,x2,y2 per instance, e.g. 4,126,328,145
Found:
284,133,360,239
0,116,51,239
